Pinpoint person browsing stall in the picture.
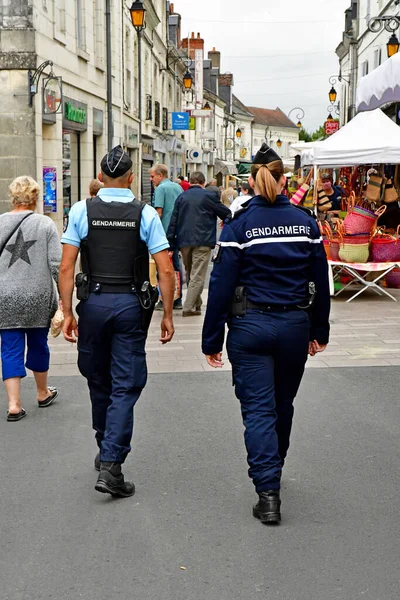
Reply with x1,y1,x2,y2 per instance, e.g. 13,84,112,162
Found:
59,146,175,499
202,144,330,525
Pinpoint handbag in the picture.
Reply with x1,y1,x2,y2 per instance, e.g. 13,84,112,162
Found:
290,168,313,206
317,188,332,213
303,186,315,210
0,212,33,257
366,174,385,202
50,307,64,338
383,179,398,204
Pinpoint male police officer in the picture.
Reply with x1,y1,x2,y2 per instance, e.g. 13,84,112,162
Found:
59,146,175,498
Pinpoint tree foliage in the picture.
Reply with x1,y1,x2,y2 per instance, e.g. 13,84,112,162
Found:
299,124,328,142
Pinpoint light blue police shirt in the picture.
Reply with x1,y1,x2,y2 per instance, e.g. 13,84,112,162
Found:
61,188,169,255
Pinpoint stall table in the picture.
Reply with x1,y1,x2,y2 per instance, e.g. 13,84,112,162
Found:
328,260,400,302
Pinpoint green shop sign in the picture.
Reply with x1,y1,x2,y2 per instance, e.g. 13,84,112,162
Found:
63,97,88,131
64,102,86,124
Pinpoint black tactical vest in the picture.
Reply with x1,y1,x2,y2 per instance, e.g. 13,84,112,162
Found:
80,197,149,290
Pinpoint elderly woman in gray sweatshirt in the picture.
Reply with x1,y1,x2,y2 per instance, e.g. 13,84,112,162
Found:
0,176,61,421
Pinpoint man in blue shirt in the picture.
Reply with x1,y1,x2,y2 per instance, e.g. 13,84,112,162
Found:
150,164,183,310
59,146,175,498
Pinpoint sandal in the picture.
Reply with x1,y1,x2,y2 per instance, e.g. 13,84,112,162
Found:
38,387,58,408
7,408,27,422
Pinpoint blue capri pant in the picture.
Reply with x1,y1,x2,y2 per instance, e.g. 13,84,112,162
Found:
0,328,50,381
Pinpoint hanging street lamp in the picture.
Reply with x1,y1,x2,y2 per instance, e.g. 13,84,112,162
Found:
327,113,334,123
329,86,337,104
236,128,242,139
387,33,400,58
276,139,282,148
183,71,193,90
288,107,305,129
130,0,146,31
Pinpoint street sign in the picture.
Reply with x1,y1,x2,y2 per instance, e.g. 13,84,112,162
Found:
325,120,340,135
189,116,196,131
191,109,214,118
171,112,190,130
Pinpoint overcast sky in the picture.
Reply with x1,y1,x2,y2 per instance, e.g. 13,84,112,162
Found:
179,0,351,132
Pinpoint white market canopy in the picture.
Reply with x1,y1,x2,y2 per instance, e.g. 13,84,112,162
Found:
290,140,323,156
301,109,400,167
357,52,400,112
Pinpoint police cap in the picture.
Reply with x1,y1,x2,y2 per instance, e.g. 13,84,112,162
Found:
101,145,133,178
253,143,281,165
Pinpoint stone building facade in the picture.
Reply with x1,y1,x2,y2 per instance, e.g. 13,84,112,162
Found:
0,0,187,231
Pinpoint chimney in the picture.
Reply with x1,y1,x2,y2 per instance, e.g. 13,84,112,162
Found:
170,3,174,13
208,47,221,70
181,31,204,59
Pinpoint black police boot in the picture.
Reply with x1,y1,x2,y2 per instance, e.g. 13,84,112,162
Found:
94,453,101,472
253,491,281,524
95,462,135,498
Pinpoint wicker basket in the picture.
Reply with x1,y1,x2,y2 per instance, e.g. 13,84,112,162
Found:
371,235,398,263
386,268,400,288
330,240,340,261
343,193,386,234
339,243,370,263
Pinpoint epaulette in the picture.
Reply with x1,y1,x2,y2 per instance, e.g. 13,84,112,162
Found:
226,198,252,222
292,204,317,220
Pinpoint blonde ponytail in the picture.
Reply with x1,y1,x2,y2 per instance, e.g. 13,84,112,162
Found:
251,160,284,204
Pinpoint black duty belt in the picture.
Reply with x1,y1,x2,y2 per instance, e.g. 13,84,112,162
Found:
90,282,135,294
247,300,304,312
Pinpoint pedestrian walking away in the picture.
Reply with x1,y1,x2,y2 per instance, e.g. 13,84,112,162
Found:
230,182,255,215
167,171,230,317
0,176,61,422
221,180,238,208
202,144,330,524
177,175,190,192
59,146,175,498
150,164,183,311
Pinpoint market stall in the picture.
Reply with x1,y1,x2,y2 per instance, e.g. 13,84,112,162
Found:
297,109,400,300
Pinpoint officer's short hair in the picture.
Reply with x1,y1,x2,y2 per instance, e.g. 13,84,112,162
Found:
190,171,206,185
151,164,169,178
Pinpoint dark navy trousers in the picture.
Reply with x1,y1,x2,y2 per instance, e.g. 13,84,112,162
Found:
227,310,309,493
77,293,147,464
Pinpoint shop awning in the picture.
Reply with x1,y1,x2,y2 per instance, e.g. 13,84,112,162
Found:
357,53,400,112
301,108,400,167
214,159,238,176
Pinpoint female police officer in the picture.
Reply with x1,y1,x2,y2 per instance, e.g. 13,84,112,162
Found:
202,144,330,524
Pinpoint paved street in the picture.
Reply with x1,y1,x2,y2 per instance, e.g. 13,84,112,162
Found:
1,368,400,599
43,286,400,376
1,289,400,599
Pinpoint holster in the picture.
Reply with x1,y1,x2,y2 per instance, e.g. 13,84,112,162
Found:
138,282,159,332
230,286,247,317
75,273,90,301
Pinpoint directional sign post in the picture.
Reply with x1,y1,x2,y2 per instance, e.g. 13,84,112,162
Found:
171,112,190,130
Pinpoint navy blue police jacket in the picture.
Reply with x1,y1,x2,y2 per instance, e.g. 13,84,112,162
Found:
202,194,331,356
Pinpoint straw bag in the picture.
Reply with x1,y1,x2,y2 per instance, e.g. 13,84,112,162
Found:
343,193,386,234
386,268,400,288
290,168,313,206
339,243,370,263
383,179,399,204
303,186,315,210
366,174,385,202
317,188,332,213
371,226,400,262
318,222,333,260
